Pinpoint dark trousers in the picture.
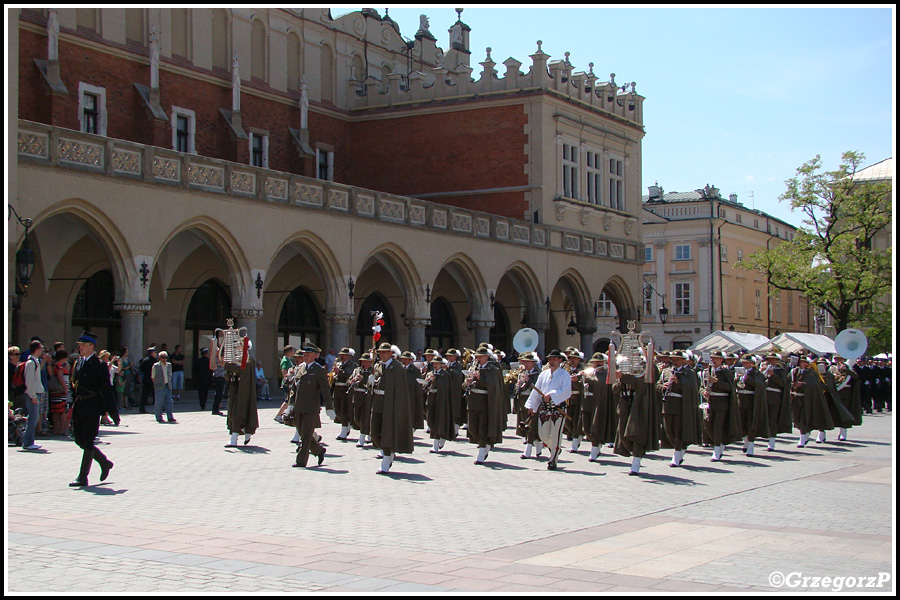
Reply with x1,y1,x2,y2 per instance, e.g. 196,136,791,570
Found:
294,412,323,467
703,408,728,446
196,381,210,411
211,377,226,413
739,406,755,441
139,382,154,411
861,387,873,413
663,412,684,451
467,408,489,447
72,417,110,482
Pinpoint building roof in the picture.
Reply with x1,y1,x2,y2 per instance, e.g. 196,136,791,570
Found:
852,157,892,182
642,188,800,231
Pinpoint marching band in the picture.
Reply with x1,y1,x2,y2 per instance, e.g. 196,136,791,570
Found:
217,317,884,478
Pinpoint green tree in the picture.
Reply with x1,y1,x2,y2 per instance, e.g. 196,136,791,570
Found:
741,151,892,340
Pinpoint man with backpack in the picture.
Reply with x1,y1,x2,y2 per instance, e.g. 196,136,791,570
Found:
16,340,45,451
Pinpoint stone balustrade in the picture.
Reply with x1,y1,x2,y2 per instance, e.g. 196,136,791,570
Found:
17,119,640,263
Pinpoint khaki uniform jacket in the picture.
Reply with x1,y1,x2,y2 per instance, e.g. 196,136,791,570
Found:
291,361,333,429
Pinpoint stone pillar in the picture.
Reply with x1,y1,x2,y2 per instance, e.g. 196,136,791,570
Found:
532,322,549,357
233,308,263,352
115,303,151,361
578,326,597,358
471,320,494,347
326,313,355,354
406,318,430,355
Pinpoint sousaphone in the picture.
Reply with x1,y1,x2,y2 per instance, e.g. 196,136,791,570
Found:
512,328,539,354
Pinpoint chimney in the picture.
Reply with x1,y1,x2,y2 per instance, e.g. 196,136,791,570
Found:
729,193,738,203
648,183,662,201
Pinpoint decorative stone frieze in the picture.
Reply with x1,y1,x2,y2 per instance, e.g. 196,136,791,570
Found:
113,303,151,313
451,212,472,233
583,237,594,254
409,205,426,225
597,240,608,256
432,209,447,229
513,224,530,244
610,243,625,258
112,149,142,175
295,182,322,206
533,228,546,246
189,164,225,189
231,171,256,195
266,177,288,201
232,308,264,319
325,312,356,323
18,132,49,158
475,217,490,237
404,318,432,327
564,234,580,252
58,138,103,167
380,198,405,222
327,188,349,211
496,221,509,240
153,156,180,181
356,194,375,216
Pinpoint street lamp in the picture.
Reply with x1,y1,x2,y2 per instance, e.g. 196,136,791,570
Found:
566,316,577,336
9,205,35,305
643,279,669,325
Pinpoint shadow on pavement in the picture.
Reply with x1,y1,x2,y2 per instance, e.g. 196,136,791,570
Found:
77,484,127,495
483,462,529,471
635,472,703,486
380,472,433,482
679,464,733,474
305,467,350,475
393,456,425,464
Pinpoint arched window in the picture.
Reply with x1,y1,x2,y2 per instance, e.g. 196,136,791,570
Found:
426,298,455,352
185,279,231,362
211,9,230,71
278,287,322,348
72,270,119,350
489,302,510,355
356,293,392,353
171,8,191,60
287,32,302,91
251,18,267,82
320,43,334,104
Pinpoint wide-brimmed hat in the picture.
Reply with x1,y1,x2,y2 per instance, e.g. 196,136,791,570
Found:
546,349,565,359
518,352,538,362
739,354,756,363
764,353,780,361
300,344,320,353
430,353,444,363
338,347,353,356
473,348,490,357
445,348,460,357
423,348,436,356
669,350,686,359
400,351,416,360
589,352,607,363
376,342,394,353
709,350,727,360
359,352,374,362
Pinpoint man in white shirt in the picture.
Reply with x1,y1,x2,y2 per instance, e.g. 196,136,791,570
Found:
21,340,45,451
525,349,572,470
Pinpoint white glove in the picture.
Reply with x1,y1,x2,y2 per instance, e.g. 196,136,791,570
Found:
326,409,336,421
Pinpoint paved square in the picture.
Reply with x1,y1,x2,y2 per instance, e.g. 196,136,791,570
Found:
6,397,894,593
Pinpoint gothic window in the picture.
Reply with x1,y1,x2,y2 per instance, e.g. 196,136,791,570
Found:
170,106,196,154
186,280,231,329
73,270,116,323
356,293,393,352
426,297,456,352
249,132,268,168
278,286,322,348
78,83,107,136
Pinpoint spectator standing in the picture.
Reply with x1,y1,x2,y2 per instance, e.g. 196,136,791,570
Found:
255,362,270,401
324,349,337,372
170,345,186,403
211,359,227,417
98,351,120,426
137,347,158,414
274,346,297,423
152,351,176,423
21,340,45,451
118,347,135,408
193,348,213,411
113,354,127,410
9,346,22,410
49,349,71,435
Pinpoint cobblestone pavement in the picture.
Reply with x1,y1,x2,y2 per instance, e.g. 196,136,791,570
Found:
6,396,894,594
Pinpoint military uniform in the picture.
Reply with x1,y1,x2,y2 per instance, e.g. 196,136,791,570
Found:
372,345,414,474
290,355,333,468
224,357,260,446
465,352,506,463
613,365,661,475
331,350,357,439
736,358,770,454
659,357,703,465
762,357,793,451
349,357,374,446
582,355,616,461
425,361,454,451
701,356,742,461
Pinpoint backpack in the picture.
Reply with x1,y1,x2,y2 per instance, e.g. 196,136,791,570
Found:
12,361,29,395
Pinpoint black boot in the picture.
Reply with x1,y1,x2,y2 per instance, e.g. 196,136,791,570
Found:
94,447,113,482
69,450,93,486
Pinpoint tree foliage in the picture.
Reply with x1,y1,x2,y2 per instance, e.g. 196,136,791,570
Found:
740,151,892,337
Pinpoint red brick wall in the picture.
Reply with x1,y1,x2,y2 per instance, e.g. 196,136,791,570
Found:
346,105,529,220
19,19,527,220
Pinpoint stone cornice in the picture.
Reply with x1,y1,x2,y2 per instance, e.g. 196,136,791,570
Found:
113,303,151,313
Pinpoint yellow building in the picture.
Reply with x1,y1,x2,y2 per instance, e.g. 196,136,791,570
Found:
641,184,811,350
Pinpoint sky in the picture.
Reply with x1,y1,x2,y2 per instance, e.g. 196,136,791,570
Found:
329,5,894,228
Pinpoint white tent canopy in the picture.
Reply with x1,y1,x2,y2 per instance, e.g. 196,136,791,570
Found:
689,331,771,354
749,332,836,356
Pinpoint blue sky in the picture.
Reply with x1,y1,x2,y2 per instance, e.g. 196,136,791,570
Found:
329,6,894,227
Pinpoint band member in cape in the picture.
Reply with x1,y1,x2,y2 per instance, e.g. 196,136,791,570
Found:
701,351,742,462
790,355,833,447
68,332,115,487
400,351,426,432
817,357,856,443
830,355,863,441
465,347,507,465
372,343,415,475
424,354,453,453
582,352,616,462
564,348,586,453
349,352,375,447
445,349,466,438
658,350,703,467
613,353,660,476
514,352,542,459
291,344,336,468
221,341,260,448
761,353,793,451
331,347,357,441
735,354,770,456
524,349,572,470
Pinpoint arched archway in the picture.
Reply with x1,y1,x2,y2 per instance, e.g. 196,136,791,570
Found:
277,286,323,349
489,301,511,355
72,269,120,350
355,293,394,353
600,275,638,333
426,297,456,352
185,279,232,363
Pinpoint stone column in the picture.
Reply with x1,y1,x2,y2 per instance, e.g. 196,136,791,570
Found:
115,303,151,360
578,326,597,357
232,308,263,351
326,313,355,353
471,320,494,347
532,322,549,357
406,318,430,355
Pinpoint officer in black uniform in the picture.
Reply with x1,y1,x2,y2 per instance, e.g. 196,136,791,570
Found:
69,332,115,487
